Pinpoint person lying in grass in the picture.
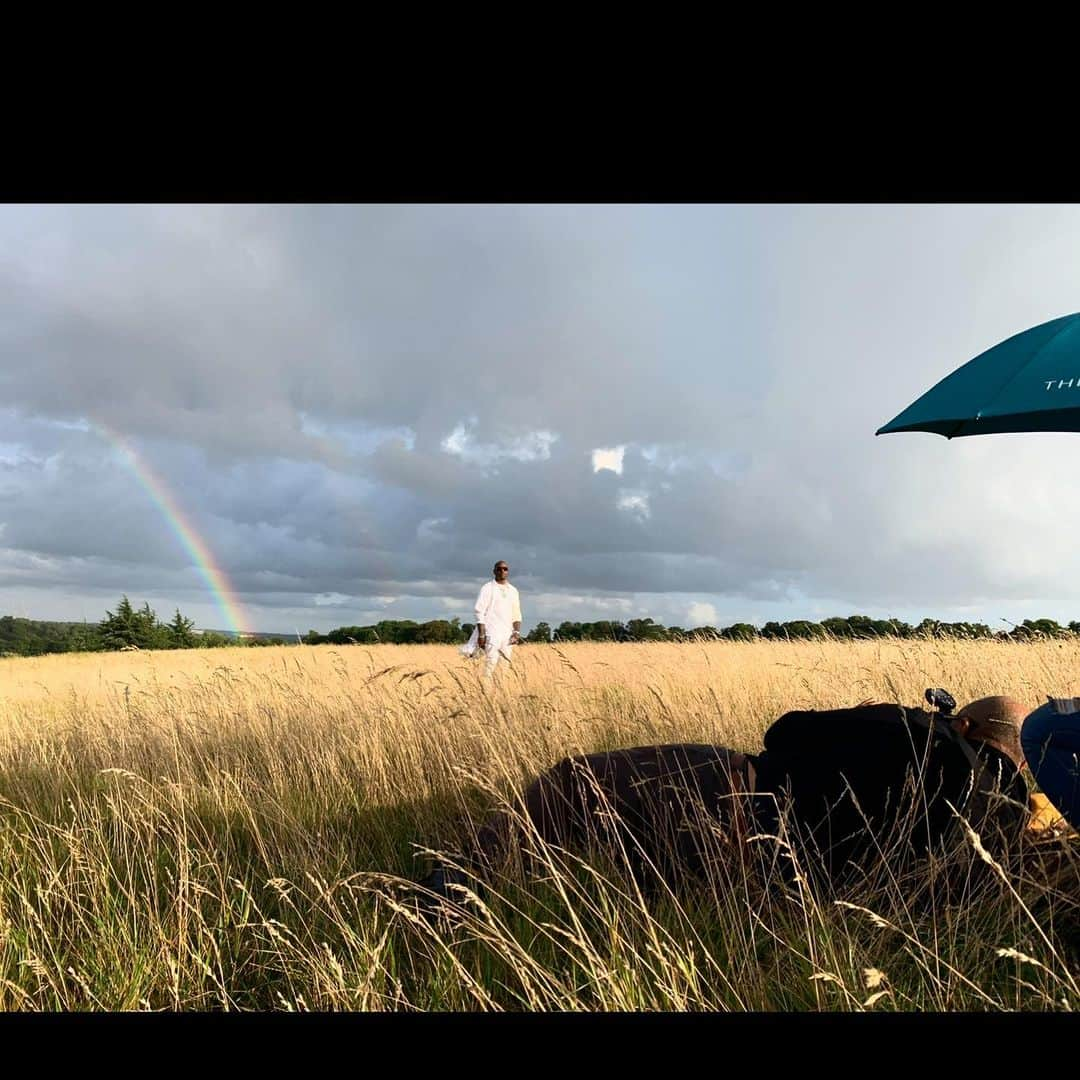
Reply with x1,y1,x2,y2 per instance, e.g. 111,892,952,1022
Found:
1023,698,1080,835
420,694,1033,901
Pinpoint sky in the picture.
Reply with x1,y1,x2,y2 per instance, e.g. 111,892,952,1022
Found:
3,203,1080,635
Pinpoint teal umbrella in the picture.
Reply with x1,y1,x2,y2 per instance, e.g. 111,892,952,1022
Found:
877,312,1080,438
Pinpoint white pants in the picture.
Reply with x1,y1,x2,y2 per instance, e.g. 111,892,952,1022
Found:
461,627,514,678
482,639,514,678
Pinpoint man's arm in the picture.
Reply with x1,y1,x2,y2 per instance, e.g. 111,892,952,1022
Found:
475,583,490,647
510,587,522,643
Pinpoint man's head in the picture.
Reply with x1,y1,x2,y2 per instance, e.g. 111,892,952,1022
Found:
950,695,1027,766
493,560,509,583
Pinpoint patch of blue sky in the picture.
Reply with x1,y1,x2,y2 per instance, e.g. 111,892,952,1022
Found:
633,443,749,478
443,421,557,466
0,442,25,466
298,412,416,454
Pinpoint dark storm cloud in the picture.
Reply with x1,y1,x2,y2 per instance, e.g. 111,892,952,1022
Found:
4,204,1080,630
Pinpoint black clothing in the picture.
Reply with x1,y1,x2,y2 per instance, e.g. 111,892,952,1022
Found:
422,705,1029,898
469,744,763,887
755,704,1029,884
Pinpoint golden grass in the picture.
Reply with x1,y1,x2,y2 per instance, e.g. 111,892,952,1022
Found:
0,637,1078,1011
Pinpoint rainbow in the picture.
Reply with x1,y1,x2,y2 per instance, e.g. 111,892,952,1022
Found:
98,424,252,637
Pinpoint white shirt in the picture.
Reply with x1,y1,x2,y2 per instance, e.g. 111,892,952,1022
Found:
474,580,522,641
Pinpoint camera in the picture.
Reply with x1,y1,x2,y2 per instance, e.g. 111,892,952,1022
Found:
924,687,956,715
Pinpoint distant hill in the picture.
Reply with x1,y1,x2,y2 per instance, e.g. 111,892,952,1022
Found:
197,629,298,642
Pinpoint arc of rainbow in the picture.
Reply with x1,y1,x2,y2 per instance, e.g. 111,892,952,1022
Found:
98,424,252,637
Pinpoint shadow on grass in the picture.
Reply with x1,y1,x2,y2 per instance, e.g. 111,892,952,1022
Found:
2,764,1079,1010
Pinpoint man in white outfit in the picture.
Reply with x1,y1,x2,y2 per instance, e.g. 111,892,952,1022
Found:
463,560,522,678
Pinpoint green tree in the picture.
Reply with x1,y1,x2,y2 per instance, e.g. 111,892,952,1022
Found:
625,618,664,642
137,602,171,649
416,620,459,644
526,621,552,644
167,608,197,648
67,622,103,653
1014,618,1067,640
100,596,140,649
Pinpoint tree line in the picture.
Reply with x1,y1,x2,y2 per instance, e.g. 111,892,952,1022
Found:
0,597,288,657
5,605,1080,659
302,613,1080,645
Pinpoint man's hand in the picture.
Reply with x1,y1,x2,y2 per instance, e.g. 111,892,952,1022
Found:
509,631,521,645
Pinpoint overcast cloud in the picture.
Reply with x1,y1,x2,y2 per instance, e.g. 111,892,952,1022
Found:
3,203,1080,633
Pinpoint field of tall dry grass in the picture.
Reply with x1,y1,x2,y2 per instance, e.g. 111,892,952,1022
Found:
0,637,1077,1011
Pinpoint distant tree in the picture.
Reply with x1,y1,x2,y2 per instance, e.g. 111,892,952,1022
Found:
99,597,173,650
943,620,993,639
373,620,420,644
316,618,474,646
67,622,103,653
1014,618,1068,640
720,623,757,641
626,618,668,642
139,602,172,649
526,621,552,644
416,619,459,644
326,625,377,645
167,608,197,648
99,596,140,650
0,615,35,654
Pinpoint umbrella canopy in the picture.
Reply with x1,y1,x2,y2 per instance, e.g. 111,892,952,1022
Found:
877,312,1080,438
